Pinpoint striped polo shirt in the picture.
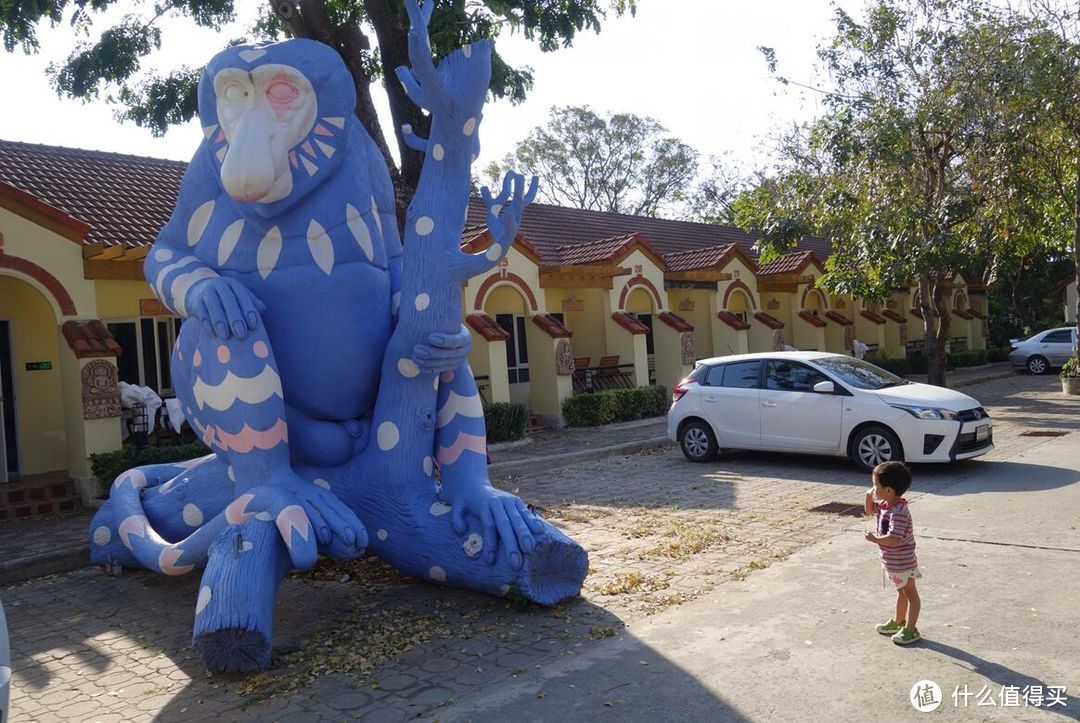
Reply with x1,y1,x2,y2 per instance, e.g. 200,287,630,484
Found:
876,498,917,571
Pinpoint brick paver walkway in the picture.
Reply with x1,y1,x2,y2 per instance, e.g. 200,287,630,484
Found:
3,371,1073,721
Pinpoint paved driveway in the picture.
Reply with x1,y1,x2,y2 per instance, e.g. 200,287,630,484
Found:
3,374,1075,721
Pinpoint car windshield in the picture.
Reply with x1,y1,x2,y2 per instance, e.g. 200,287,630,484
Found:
812,356,909,390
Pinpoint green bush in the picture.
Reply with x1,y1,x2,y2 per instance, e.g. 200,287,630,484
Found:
90,441,211,493
562,386,667,427
484,402,529,443
873,357,912,376
1061,355,1080,379
986,346,1010,363
947,349,988,368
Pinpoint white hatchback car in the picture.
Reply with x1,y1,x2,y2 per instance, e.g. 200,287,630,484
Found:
667,351,993,471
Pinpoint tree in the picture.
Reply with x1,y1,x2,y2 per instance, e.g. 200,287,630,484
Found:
995,1,1080,352
740,0,1027,386
1,0,635,220
483,104,698,218
687,154,751,225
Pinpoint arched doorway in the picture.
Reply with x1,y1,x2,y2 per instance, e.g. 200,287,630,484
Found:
0,274,66,480
626,287,656,384
795,288,828,351
483,284,532,406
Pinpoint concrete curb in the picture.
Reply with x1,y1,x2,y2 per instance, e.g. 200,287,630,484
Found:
488,435,674,479
0,546,88,586
950,370,1017,389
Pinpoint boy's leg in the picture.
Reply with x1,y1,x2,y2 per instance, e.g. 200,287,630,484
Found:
902,578,921,629
894,589,907,627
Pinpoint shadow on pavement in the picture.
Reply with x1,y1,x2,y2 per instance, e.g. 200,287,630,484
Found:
919,639,1080,720
929,460,1080,496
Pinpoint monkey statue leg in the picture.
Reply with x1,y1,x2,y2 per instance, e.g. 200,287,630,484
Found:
171,316,368,671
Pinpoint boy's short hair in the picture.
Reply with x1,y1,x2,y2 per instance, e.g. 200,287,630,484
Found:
873,461,912,496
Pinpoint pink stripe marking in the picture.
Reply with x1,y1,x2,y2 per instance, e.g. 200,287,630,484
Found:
301,140,315,157
118,515,148,550
225,493,257,525
277,505,310,548
289,150,298,168
214,130,225,143
158,547,194,576
437,431,488,466
215,419,289,453
313,123,333,137
440,370,455,383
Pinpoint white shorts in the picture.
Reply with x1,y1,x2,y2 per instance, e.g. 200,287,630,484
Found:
883,566,921,590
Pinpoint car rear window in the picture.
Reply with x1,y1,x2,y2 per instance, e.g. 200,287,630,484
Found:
720,361,761,388
1043,330,1072,343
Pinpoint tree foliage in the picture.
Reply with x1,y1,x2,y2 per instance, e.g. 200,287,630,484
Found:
740,0,1048,384
484,104,698,218
2,0,636,215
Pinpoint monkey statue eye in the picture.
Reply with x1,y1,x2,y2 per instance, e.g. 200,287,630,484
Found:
224,83,248,103
267,81,299,104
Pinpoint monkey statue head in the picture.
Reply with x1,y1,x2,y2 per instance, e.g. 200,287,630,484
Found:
198,39,357,217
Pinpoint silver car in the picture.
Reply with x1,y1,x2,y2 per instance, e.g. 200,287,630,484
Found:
1008,327,1077,374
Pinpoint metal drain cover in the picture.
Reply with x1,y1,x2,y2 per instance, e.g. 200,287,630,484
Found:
1019,430,1070,437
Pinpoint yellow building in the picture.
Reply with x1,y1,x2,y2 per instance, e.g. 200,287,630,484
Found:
0,140,986,492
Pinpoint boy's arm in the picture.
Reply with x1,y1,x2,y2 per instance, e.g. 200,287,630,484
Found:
864,531,905,546
864,487,875,516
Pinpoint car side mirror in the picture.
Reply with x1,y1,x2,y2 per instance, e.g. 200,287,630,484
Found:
813,381,835,394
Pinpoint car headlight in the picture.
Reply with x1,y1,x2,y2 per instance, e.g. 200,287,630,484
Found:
890,404,958,420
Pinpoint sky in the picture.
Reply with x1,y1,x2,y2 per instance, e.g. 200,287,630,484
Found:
0,1,854,176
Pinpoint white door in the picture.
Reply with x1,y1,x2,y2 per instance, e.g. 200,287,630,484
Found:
700,360,761,448
760,359,842,452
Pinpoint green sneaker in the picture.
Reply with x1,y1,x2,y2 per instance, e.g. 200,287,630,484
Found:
892,627,922,645
875,619,905,635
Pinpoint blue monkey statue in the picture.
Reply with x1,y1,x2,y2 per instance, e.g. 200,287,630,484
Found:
88,0,588,672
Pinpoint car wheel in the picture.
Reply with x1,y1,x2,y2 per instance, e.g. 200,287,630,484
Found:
1026,355,1049,375
679,420,718,463
850,426,903,473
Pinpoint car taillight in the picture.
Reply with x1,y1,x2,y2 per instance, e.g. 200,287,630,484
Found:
672,381,690,402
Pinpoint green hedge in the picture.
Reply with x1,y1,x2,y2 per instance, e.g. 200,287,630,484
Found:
562,386,668,427
874,358,913,376
947,349,988,368
484,402,529,443
986,347,1010,363
90,441,211,493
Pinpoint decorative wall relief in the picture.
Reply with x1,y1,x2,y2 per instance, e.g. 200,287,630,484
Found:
555,339,575,375
844,326,854,350
81,360,121,419
561,294,584,312
767,298,780,310
681,333,696,365
678,297,694,312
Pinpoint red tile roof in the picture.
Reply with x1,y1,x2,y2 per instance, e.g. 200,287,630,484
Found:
0,140,186,249
966,307,986,320
825,310,853,326
549,233,636,265
465,313,510,341
663,243,748,272
717,311,750,331
860,310,886,324
798,310,826,328
532,313,572,338
754,311,785,329
910,307,924,320
882,309,907,323
952,308,973,320
61,320,122,358
658,311,694,332
0,140,832,270
466,198,831,267
611,312,650,334
757,250,819,276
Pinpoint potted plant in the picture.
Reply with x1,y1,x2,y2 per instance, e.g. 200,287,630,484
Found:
1061,354,1080,395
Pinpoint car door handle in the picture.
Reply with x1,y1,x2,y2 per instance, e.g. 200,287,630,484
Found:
704,395,719,402
762,401,778,408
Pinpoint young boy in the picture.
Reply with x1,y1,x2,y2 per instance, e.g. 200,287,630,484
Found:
864,461,921,645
